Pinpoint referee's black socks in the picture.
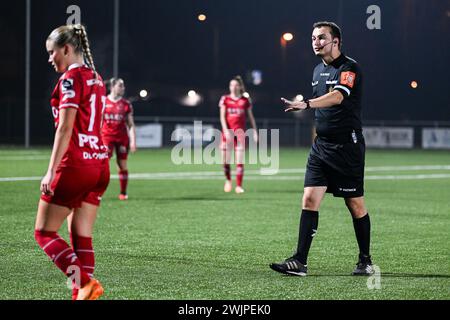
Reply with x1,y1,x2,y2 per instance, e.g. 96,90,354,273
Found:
295,209,319,265
352,213,371,257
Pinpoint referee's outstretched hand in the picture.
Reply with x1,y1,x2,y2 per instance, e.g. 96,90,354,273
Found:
282,97,308,112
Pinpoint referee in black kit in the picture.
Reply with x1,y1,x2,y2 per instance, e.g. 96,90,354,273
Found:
270,21,374,276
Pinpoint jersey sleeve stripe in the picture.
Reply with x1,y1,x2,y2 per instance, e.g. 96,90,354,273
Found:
59,103,79,109
333,85,351,96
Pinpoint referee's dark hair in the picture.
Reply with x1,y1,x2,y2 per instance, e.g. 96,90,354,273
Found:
313,21,342,48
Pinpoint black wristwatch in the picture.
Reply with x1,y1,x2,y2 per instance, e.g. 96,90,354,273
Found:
304,99,311,109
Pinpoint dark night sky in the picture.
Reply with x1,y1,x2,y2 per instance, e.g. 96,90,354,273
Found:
1,0,450,143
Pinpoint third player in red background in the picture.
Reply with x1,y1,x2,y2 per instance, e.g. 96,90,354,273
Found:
219,76,258,194
102,78,137,200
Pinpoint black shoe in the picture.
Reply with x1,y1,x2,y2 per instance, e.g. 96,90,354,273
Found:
352,254,374,276
270,257,307,276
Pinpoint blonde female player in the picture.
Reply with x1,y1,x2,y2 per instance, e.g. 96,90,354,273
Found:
35,24,109,300
102,78,137,200
219,76,258,193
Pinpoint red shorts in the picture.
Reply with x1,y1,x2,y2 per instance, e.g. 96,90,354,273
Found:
103,135,129,160
221,129,246,151
41,165,110,209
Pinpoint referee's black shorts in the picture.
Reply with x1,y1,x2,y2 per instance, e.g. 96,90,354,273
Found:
304,133,365,198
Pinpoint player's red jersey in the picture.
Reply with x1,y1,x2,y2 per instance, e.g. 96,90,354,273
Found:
50,64,108,168
102,97,132,138
219,95,252,130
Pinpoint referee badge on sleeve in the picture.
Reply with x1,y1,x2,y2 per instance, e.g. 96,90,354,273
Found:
340,71,356,88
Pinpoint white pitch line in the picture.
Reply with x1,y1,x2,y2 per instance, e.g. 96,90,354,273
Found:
0,150,48,155
126,164,450,178
365,173,450,180
108,173,450,181
1,165,450,182
0,156,49,161
274,165,450,174
3,173,449,182
364,165,450,172
0,176,41,182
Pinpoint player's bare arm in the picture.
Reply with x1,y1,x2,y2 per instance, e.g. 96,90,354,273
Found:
127,111,137,153
41,108,77,195
246,108,258,143
219,104,231,138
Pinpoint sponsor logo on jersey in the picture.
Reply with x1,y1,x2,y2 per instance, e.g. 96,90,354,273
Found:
78,133,100,150
83,151,109,160
51,106,59,119
61,78,75,100
320,73,330,77
61,79,74,92
104,113,125,121
338,187,357,192
87,79,103,86
227,108,245,115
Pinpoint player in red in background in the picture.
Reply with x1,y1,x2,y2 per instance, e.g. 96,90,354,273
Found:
219,76,258,194
35,24,109,300
102,78,137,200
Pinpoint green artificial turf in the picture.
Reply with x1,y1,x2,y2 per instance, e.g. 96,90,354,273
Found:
0,148,449,300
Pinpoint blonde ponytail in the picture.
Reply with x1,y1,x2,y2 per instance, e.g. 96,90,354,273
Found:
47,24,97,76
74,24,97,77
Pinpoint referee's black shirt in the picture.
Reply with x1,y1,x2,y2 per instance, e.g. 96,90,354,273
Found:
311,53,363,138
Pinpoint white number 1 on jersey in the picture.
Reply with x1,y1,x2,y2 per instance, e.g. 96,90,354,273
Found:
88,94,106,132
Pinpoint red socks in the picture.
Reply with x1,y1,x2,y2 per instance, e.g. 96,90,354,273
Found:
224,164,244,186
34,230,91,292
236,164,244,187
119,170,128,194
70,233,95,300
223,164,231,181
